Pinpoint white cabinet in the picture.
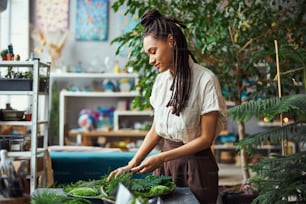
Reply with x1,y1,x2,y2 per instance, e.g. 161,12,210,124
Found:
50,72,153,146
0,60,50,193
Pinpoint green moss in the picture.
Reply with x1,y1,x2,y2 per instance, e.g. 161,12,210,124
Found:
67,187,98,197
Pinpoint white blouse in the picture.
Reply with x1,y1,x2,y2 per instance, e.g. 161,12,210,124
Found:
150,61,227,144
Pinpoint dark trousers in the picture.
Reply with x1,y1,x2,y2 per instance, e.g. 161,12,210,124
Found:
154,139,219,204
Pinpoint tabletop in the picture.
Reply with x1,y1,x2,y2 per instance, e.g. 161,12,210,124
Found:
34,187,200,204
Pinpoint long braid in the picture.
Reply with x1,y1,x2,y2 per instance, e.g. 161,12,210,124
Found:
141,9,192,116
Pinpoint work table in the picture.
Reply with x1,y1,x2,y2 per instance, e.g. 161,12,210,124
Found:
34,187,199,204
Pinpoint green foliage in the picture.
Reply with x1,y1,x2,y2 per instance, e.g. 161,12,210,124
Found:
249,152,306,203
111,0,306,109
129,175,172,193
67,187,98,197
31,190,91,204
229,94,306,121
101,173,175,199
64,179,104,194
49,82,60,144
231,94,306,153
149,185,169,195
0,49,8,57
229,93,306,203
101,172,132,198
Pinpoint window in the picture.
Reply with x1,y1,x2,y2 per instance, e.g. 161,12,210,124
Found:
0,0,30,111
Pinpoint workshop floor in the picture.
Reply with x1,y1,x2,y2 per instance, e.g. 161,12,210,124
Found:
218,163,243,186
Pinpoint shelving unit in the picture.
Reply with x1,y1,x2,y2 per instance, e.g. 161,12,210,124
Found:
0,60,50,193
51,72,153,146
113,110,153,130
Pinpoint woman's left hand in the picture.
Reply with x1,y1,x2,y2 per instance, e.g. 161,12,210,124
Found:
130,154,164,174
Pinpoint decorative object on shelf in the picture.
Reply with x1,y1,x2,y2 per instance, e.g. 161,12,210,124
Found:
0,103,25,121
1,43,18,61
1,110,25,121
24,105,32,122
78,109,96,131
103,79,117,92
119,78,131,92
113,60,120,74
97,106,115,131
31,27,68,70
6,43,14,61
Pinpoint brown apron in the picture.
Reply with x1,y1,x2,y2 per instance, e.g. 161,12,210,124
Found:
153,139,219,204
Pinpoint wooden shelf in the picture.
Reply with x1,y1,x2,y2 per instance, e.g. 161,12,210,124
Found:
68,130,148,146
60,90,139,97
58,73,145,146
51,72,138,79
258,120,294,127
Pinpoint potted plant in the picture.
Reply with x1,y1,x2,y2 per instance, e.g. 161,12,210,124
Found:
111,0,305,177
228,93,306,203
1,49,8,61
0,66,49,92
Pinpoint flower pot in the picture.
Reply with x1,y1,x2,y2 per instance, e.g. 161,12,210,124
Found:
24,113,32,121
0,79,48,92
220,191,257,204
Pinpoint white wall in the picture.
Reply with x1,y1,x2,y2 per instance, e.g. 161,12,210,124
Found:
0,0,30,111
30,0,129,72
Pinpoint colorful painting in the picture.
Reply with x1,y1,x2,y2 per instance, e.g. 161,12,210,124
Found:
75,0,109,41
36,0,69,32
118,6,140,56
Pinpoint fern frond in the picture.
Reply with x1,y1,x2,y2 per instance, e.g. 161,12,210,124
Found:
228,97,281,121
236,121,306,153
249,152,306,203
228,94,306,122
263,94,306,119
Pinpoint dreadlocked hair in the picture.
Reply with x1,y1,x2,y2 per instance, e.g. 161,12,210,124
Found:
141,9,192,116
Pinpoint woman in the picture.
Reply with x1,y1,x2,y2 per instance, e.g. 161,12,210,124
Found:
108,9,227,203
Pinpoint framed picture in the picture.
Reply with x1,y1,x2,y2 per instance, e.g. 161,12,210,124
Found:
75,0,109,41
36,0,69,32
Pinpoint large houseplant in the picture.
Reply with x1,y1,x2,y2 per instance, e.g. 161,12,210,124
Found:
111,0,306,182
228,93,306,203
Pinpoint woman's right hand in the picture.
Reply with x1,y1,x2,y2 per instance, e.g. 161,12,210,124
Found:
106,163,134,181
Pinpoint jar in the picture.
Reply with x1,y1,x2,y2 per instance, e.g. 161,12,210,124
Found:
119,78,131,92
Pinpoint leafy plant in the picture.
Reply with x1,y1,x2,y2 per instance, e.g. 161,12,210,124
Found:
63,179,104,196
100,172,175,199
0,49,8,57
31,190,91,204
111,0,306,181
49,82,60,144
229,94,306,203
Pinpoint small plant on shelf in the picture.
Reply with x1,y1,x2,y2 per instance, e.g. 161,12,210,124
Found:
0,49,8,60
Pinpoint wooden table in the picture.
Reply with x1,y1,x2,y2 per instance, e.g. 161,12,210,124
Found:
68,130,148,146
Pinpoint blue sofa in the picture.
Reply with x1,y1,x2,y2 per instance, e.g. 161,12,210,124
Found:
50,151,155,185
